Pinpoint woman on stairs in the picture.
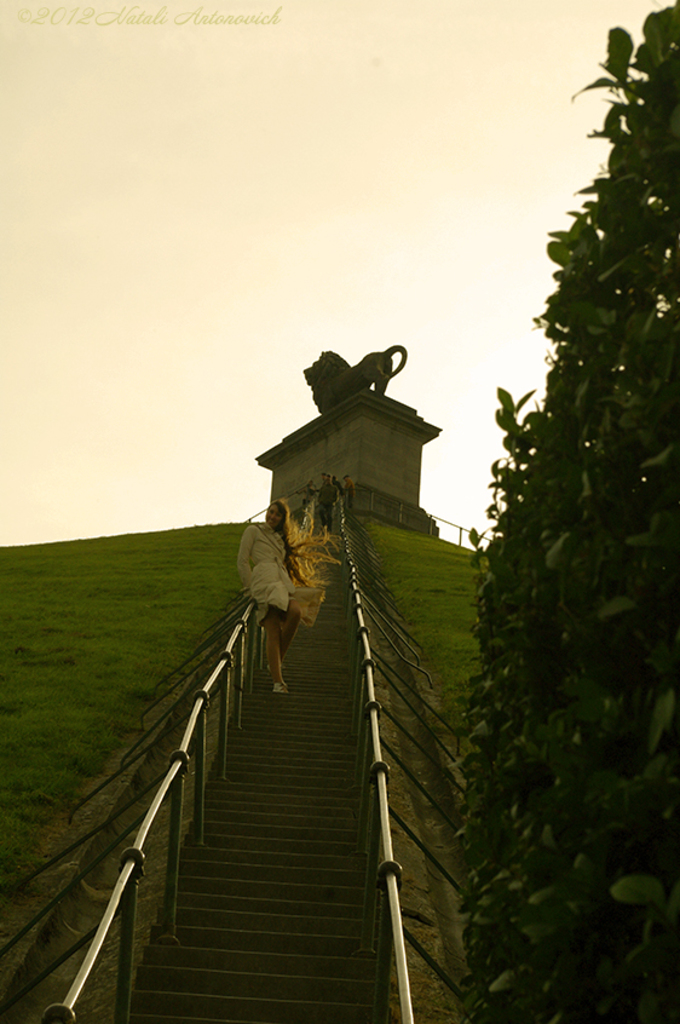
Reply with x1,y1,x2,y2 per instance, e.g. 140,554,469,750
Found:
237,499,335,693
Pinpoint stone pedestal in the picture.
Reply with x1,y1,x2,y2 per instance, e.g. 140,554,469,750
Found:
256,392,441,534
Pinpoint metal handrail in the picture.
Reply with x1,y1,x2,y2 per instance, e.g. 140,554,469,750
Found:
339,505,414,1024
41,598,258,1024
29,504,454,1024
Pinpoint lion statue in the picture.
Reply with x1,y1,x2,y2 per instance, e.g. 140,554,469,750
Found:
304,345,408,414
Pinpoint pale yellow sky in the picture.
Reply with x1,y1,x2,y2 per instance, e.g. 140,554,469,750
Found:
1,0,659,545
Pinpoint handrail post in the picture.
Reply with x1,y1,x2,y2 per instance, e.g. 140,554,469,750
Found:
193,691,209,846
234,629,244,696
258,620,265,670
355,729,372,851
372,877,394,1024
114,849,145,1024
351,632,368,739
354,678,369,779
348,618,359,708
356,700,380,841
159,752,189,944
359,771,383,950
245,608,257,694
217,656,232,777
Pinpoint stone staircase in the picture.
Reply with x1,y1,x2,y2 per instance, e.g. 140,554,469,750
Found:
128,567,375,1024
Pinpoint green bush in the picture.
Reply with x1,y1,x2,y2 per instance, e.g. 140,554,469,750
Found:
461,10,680,1024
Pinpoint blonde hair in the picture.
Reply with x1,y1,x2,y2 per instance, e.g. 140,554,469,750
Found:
270,498,338,587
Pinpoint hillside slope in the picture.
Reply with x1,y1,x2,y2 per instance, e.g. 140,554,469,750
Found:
366,523,479,725
0,523,244,892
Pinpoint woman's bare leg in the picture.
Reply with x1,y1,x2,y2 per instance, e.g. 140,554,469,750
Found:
261,601,301,691
262,608,284,685
280,600,301,662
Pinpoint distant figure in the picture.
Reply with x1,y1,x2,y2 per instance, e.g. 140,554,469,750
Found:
237,499,333,693
297,480,317,507
331,475,344,501
343,475,355,508
317,473,338,532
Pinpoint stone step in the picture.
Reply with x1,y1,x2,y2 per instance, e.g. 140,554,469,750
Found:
195,832,358,858
202,807,356,830
175,892,361,922
205,778,358,799
204,791,357,813
179,853,364,886
180,845,363,875
129,987,371,1024
133,962,373,1004
129,565,374,1023
148,924,361,959
201,820,357,843
175,884,362,917
140,942,375,981
173,904,362,936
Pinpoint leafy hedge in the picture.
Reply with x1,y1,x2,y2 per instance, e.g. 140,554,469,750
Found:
461,9,680,1024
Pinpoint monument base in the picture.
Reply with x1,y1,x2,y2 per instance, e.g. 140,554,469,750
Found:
256,391,440,535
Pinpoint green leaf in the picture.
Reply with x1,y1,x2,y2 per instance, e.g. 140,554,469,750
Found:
641,444,676,469
547,241,570,267
666,878,680,926
545,532,571,570
610,874,665,908
489,969,515,993
643,12,666,66
573,853,595,879
597,596,636,619
597,254,630,282
671,104,680,139
528,885,555,905
648,689,676,755
606,27,634,81
516,389,536,415
576,76,619,96
625,532,653,547
497,387,514,413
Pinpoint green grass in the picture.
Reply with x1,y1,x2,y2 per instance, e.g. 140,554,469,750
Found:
0,524,244,894
0,519,479,898
365,523,480,727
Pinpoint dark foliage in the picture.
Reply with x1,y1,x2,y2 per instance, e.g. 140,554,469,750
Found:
461,9,680,1024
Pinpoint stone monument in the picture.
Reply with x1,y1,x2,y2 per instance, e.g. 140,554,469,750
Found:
256,346,441,534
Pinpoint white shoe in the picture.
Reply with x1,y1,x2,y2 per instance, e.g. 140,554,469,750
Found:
272,682,289,693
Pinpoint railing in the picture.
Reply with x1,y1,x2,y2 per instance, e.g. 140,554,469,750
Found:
341,509,469,1015
5,506,463,1023
339,504,415,1024
255,481,473,547
39,598,259,1024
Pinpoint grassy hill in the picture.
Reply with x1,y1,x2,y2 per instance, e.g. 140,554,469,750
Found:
0,519,479,897
365,523,480,726
0,524,245,894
